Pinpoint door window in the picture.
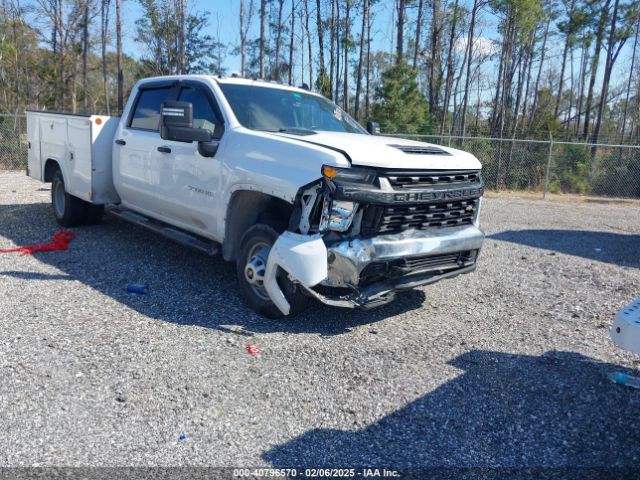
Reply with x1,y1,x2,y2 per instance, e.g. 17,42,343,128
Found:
178,86,222,137
129,87,173,131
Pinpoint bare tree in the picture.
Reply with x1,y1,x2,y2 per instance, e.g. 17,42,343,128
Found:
428,0,442,115
621,13,639,139
554,0,577,119
273,0,284,79
592,0,629,146
288,0,294,84
527,13,551,129
354,0,369,119
461,0,483,137
304,0,313,86
413,0,424,68
329,0,336,98
239,0,254,77
81,0,90,112
100,0,110,114
315,0,325,78
259,0,266,77
343,0,350,110
176,0,185,74
582,0,610,140
116,0,123,113
440,0,460,135
396,0,405,63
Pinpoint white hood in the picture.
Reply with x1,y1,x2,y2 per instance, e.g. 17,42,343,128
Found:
277,131,482,170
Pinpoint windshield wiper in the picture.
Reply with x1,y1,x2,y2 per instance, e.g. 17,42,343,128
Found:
255,127,317,136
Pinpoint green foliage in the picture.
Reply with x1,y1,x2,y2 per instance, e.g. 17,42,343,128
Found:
315,69,332,99
135,0,227,76
525,88,563,136
590,147,640,197
372,63,430,134
491,0,542,38
551,144,592,194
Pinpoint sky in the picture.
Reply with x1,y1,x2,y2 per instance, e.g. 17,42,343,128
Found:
120,0,401,79
23,0,638,100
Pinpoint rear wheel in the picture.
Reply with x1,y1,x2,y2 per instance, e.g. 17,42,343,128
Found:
51,170,86,227
236,224,310,319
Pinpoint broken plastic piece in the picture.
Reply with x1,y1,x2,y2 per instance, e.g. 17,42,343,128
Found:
608,372,640,389
246,343,260,356
0,231,75,255
126,284,148,294
264,232,328,315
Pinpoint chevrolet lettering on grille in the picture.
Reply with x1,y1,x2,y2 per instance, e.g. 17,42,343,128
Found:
392,187,484,203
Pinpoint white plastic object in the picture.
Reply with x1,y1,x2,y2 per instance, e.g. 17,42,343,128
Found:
611,297,640,355
264,232,328,315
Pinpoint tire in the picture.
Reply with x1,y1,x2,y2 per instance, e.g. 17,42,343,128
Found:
236,224,310,319
51,169,86,227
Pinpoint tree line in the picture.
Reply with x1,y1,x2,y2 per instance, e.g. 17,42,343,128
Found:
0,0,639,146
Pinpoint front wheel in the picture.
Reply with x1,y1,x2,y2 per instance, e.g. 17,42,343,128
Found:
236,224,310,319
51,170,86,227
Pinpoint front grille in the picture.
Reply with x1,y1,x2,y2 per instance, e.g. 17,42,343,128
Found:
362,199,478,235
403,252,465,271
360,250,477,283
387,170,480,189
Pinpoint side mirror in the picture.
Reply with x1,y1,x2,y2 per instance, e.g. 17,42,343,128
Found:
160,101,212,143
366,121,380,135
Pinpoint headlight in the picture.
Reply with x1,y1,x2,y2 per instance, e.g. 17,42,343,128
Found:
322,165,376,184
320,198,358,232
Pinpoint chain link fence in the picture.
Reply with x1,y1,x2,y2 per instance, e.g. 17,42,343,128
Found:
0,114,27,171
1,115,639,198
389,134,640,199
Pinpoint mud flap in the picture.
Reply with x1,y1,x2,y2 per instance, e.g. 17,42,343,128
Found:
264,232,328,315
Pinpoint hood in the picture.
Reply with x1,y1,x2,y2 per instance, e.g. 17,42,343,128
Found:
276,131,482,170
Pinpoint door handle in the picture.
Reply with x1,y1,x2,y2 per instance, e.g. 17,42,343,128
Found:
115,139,126,145
157,146,172,154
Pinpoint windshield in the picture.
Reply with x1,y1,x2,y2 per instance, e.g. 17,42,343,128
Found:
218,83,366,134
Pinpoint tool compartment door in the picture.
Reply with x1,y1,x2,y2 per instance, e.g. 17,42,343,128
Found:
26,113,42,179
66,116,92,201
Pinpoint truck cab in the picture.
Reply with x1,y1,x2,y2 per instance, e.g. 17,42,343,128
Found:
27,75,485,318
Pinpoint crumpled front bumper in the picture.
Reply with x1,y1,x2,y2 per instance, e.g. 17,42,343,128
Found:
264,225,484,314
324,225,485,288
295,225,485,309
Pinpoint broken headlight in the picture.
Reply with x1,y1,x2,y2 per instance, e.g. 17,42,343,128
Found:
320,198,358,232
321,165,376,184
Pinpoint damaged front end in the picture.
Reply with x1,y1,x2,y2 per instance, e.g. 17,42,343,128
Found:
264,165,486,315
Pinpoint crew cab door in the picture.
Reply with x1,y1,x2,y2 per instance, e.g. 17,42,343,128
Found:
153,82,225,238
113,83,177,216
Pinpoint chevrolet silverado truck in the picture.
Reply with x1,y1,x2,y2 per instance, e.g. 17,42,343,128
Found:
26,75,485,318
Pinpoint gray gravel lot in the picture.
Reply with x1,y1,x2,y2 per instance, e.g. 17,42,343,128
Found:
1,171,640,469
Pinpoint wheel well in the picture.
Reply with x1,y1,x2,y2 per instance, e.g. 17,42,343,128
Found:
222,191,293,262
44,159,61,182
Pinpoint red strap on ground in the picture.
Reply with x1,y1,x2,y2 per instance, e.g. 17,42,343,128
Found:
246,343,261,356
0,231,75,256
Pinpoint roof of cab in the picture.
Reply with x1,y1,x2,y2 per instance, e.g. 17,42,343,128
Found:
135,74,321,97
214,76,320,96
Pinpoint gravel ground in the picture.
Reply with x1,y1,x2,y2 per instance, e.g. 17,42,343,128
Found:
1,171,640,470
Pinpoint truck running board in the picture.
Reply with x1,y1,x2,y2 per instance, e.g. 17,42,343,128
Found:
109,208,219,256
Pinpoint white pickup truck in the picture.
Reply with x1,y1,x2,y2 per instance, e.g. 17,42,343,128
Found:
26,75,485,318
